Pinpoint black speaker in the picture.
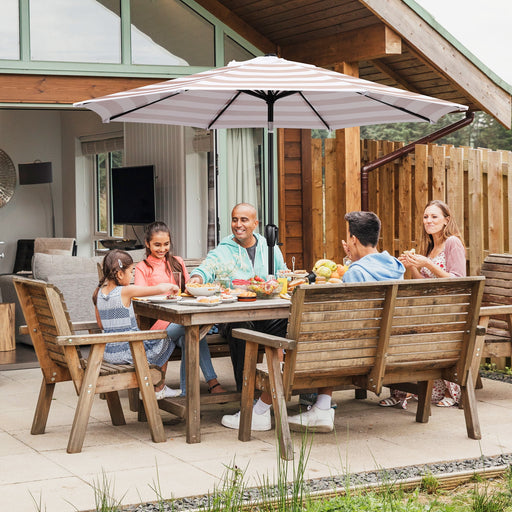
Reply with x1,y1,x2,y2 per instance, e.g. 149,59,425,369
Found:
18,162,53,185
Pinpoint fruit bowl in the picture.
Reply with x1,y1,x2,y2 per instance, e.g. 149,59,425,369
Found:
185,283,219,297
247,279,283,298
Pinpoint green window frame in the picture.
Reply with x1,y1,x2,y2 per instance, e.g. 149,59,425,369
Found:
0,0,260,79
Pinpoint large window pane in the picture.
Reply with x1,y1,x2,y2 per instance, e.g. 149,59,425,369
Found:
30,0,121,63
0,0,19,60
131,0,214,66
224,35,254,66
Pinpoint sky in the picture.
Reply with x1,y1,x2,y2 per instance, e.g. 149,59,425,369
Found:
414,0,512,86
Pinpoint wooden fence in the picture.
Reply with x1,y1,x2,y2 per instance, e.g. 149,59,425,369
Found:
311,138,512,275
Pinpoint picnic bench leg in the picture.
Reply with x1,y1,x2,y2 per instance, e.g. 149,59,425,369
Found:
31,378,55,435
185,325,201,444
265,346,293,461
128,389,139,412
239,341,258,442
105,391,126,426
461,368,481,440
130,341,166,444
67,344,104,453
415,380,433,423
472,316,488,389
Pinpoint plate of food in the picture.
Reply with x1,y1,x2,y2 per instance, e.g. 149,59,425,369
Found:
220,295,237,303
136,295,179,303
237,290,257,302
185,282,219,296
185,296,222,307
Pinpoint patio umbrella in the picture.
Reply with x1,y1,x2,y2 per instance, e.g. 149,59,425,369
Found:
75,55,468,273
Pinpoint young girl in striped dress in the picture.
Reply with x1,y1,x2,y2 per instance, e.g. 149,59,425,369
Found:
93,249,181,400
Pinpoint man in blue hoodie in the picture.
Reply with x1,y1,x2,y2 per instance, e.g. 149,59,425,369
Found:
189,203,287,405
286,210,405,433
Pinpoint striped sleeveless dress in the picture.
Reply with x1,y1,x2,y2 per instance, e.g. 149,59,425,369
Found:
96,286,175,367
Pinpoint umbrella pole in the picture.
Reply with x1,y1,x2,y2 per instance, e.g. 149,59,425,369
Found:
265,101,277,275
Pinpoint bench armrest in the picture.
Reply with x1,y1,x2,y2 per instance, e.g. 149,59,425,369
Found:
479,305,512,317
56,329,168,346
20,320,102,335
232,328,296,350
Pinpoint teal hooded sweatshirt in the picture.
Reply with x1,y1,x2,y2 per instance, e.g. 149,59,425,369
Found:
190,233,287,283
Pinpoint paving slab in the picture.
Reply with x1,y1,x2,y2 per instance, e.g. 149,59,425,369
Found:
1,361,511,512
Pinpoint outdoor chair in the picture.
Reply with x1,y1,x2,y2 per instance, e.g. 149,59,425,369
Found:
14,276,167,453
234,277,485,460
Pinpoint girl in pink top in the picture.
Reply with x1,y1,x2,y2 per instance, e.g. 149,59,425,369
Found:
380,200,466,408
135,222,225,396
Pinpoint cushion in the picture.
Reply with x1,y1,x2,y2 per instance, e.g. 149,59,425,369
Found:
48,273,99,322
32,253,102,280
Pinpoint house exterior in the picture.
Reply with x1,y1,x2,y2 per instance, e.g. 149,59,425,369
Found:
0,0,510,274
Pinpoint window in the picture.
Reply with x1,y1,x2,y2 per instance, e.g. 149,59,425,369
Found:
29,0,121,63
94,150,124,239
0,0,19,59
130,0,215,66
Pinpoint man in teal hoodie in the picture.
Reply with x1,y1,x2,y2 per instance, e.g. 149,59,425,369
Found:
189,203,287,397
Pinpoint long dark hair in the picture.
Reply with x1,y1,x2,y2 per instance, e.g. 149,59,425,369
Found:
92,249,133,305
420,200,464,257
143,221,186,291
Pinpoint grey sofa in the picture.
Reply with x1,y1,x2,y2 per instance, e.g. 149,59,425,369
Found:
0,249,146,346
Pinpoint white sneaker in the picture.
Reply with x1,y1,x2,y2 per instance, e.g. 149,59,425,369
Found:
154,385,181,400
221,409,271,431
288,405,334,433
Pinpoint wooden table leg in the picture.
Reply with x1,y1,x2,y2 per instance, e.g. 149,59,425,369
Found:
185,325,201,444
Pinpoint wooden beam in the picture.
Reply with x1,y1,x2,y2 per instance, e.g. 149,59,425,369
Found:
359,0,511,128
282,24,401,67
0,74,164,104
369,59,422,93
192,0,276,54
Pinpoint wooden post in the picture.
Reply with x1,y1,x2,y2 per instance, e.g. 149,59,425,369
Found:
334,62,361,246
0,303,15,352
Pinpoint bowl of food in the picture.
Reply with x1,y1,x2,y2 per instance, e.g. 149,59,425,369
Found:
247,277,283,298
185,282,219,297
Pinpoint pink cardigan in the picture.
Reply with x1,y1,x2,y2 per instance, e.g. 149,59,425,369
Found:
424,236,466,277
134,254,189,329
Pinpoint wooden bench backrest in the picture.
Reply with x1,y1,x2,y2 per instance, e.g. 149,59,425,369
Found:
285,277,484,394
481,254,512,338
13,277,80,385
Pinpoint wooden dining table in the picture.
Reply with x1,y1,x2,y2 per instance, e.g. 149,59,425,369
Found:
133,296,290,444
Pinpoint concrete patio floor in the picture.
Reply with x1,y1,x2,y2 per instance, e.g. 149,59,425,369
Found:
1,357,511,512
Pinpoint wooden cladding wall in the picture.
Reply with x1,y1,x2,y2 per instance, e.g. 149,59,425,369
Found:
279,136,512,275
278,129,312,270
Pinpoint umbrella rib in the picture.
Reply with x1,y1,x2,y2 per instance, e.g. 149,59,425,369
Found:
208,91,242,129
109,91,183,121
357,92,433,123
298,92,331,130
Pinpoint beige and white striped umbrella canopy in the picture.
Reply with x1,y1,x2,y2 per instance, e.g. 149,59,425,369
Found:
74,55,468,130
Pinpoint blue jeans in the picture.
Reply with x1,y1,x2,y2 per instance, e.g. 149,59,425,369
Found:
165,323,217,395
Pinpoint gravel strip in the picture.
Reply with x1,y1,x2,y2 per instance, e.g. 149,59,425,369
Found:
123,452,512,511
480,370,512,384
121,374,512,512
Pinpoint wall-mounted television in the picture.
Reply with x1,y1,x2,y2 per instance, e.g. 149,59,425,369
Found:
111,165,156,225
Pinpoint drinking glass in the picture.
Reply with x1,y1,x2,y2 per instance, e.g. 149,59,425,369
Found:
171,271,181,296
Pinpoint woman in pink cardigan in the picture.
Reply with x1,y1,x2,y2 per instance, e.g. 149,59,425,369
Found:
135,222,225,396
380,200,466,408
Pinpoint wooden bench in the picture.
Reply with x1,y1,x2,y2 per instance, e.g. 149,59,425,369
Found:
14,277,168,453
478,254,512,372
234,277,485,460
